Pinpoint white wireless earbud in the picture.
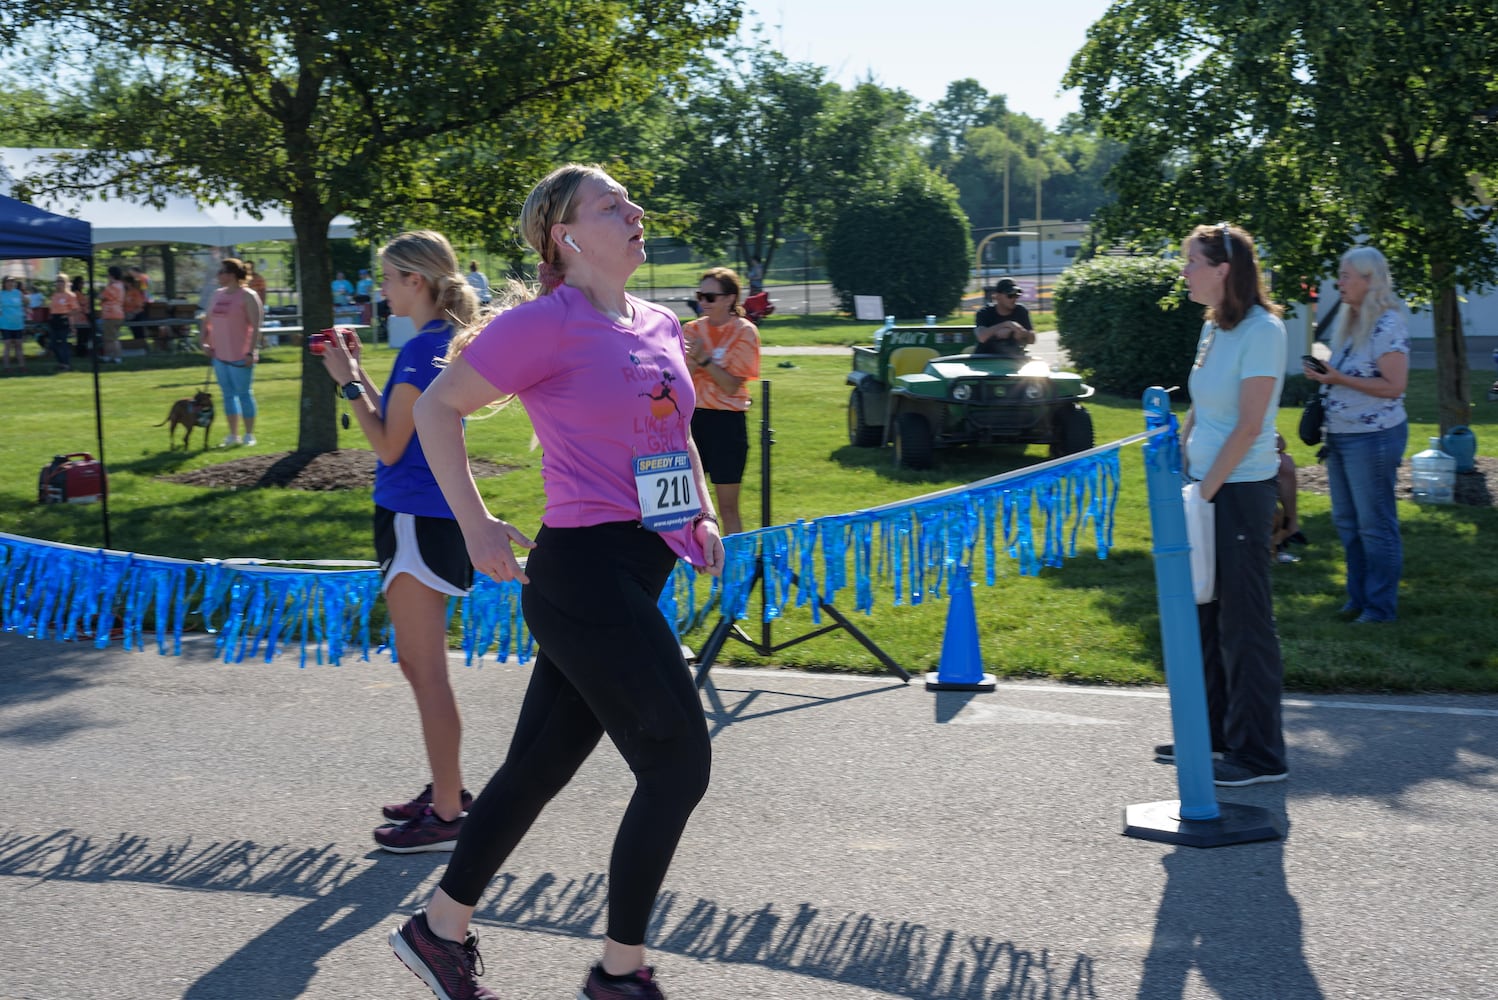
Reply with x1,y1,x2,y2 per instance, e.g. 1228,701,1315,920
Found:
563,234,582,253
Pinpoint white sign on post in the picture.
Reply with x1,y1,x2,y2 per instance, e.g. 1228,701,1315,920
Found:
853,295,885,321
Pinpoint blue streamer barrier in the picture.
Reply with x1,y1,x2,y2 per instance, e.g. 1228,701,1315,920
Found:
0,442,1127,665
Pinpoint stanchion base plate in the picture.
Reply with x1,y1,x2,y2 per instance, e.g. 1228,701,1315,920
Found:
924,672,997,692
1123,799,1283,848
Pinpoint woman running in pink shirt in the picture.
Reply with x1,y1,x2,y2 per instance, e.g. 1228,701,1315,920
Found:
389,164,724,1000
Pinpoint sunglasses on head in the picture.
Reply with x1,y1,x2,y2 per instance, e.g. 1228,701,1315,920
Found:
696,291,728,302
1218,221,1233,261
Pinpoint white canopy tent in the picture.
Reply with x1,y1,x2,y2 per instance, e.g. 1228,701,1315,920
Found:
0,148,356,246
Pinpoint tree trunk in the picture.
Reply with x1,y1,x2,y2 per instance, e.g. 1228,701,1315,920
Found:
1430,255,1472,433
291,199,339,453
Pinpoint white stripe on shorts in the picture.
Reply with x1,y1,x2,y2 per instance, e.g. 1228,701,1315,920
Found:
384,511,469,597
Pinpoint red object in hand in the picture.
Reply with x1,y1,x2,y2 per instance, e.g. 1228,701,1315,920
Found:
310,326,360,356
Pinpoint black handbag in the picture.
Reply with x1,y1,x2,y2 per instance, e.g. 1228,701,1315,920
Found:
1298,390,1326,446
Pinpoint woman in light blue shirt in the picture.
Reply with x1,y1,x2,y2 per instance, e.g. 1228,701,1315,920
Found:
1,277,26,371
1302,246,1409,624
1172,222,1289,787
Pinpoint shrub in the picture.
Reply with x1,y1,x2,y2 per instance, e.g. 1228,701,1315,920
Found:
824,166,971,319
1053,256,1205,396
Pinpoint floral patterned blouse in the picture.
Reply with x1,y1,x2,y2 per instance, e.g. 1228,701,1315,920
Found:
1324,308,1409,434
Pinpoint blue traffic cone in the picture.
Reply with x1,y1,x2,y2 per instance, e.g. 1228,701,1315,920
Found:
925,563,997,691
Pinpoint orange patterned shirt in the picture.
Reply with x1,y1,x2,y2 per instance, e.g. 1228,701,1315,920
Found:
683,315,760,412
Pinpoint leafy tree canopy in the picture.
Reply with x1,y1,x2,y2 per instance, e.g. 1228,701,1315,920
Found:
0,0,741,450
1064,0,1498,427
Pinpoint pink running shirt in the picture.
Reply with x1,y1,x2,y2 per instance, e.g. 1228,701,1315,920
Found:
462,284,708,566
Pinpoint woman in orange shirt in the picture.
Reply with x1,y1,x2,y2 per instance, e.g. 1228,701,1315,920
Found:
683,266,761,535
46,275,79,372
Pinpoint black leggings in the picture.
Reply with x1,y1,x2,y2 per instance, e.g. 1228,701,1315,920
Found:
439,522,711,945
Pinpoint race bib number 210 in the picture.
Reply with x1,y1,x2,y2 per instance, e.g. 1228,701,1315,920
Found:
633,451,701,532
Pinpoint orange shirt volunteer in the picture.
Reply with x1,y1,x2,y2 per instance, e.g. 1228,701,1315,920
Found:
683,314,760,412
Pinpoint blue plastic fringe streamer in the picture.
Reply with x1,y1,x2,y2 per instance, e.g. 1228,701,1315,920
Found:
0,443,1123,663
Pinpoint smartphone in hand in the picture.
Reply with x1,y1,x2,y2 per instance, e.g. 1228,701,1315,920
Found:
1301,354,1328,374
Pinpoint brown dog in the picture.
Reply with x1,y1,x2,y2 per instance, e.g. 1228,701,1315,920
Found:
155,391,216,450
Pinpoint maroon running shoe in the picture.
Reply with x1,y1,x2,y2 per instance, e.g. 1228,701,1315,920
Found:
578,964,667,999
383,783,474,822
390,910,498,1000
374,805,464,854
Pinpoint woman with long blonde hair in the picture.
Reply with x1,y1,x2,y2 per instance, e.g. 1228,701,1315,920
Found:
1302,245,1410,623
320,230,483,853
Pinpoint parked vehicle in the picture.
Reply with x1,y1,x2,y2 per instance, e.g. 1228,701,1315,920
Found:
846,322,1094,469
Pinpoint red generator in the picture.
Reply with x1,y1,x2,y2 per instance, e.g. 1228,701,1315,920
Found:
38,452,107,505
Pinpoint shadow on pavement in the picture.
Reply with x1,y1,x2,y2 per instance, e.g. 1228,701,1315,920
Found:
1137,790,1324,1000
0,825,1099,999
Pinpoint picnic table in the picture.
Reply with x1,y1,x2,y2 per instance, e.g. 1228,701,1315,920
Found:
121,317,200,353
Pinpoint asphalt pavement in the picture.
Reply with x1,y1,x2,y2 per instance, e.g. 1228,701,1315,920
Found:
4,631,1497,999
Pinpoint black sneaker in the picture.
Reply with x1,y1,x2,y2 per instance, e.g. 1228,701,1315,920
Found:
375,805,464,854
579,963,667,999
1153,743,1225,763
383,783,474,822
390,910,498,1000
1213,759,1288,786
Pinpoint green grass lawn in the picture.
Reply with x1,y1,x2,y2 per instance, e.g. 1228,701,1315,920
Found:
1,338,1493,691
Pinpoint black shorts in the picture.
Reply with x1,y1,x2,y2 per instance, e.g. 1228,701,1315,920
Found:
691,408,749,485
373,506,473,596
1,329,22,342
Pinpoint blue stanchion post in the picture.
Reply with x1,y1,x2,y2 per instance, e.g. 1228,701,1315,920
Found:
1123,388,1282,848
1139,388,1218,820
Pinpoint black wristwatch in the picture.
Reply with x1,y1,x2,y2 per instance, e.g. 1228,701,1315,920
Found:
340,381,364,400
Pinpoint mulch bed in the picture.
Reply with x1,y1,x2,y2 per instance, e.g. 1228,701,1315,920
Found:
164,448,1496,507
163,449,516,491
1295,455,1496,507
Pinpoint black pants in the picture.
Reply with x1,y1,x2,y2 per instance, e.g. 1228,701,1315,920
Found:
439,522,711,945
47,315,72,367
1197,478,1286,773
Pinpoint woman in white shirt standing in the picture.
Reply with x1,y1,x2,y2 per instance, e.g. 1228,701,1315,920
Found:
1167,221,1289,787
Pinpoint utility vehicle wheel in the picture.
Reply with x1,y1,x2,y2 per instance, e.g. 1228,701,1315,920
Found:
847,387,883,447
893,411,935,469
1049,403,1095,458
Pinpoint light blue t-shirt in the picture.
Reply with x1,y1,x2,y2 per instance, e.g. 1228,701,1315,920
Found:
1325,309,1408,434
1186,304,1286,483
0,288,23,331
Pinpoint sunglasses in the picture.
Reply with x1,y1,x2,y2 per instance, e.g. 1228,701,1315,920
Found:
1218,221,1233,261
696,291,729,302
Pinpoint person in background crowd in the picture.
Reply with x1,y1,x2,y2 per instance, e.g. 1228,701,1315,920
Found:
0,276,26,372
332,271,354,306
356,267,376,324
245,260,269,303
973,277,1036,356
1160,221,1288,788
46,274,78,372
69,274,93,359
464,260,492,305
122,270,147,348
99,266,127,365
1302,246,1410,625
683,266,761,536
746,255,765,294
201,257,263,447
320,231,482,855
388,163,723,1000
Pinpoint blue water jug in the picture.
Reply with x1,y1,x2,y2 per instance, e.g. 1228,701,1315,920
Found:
1441,425,1477,474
